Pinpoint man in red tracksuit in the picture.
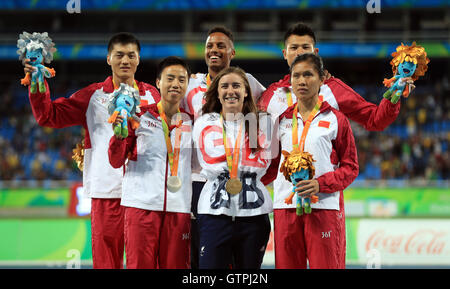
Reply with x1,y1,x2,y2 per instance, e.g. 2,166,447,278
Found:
257,22,415,127
108,56,193,269
24,32,160,269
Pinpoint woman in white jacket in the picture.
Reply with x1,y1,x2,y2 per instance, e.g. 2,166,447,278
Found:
192,66,273,269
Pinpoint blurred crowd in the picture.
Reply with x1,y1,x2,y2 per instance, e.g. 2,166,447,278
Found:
0,81,84,182
351,79,449,181
0,78,448,182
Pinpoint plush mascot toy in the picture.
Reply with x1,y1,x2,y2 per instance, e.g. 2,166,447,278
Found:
107,83,141,138
280,149,318,215
383,42,430,104
17,32,56,93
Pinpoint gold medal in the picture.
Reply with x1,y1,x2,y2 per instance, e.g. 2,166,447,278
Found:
225,178,242,195
167,175,182,192
220,114,244,196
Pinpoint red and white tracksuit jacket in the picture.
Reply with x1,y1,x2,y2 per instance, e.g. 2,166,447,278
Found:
257,74,400,131
108,104,193,213
108,104,193,269
192,112,273,218
182,73,266,183
28,76,160,199
262,100,359,269
28,76,160,269
264,100,359,210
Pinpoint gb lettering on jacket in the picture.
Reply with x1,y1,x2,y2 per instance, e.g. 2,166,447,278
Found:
193,113,274,216
198,124,269,168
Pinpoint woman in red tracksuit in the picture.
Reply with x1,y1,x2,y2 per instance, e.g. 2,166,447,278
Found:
264,53,359,269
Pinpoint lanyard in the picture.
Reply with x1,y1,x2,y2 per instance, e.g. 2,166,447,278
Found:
220,114,244,179
206,73,211,88
292,95,323,152
286,88,294,107
157,101,182,177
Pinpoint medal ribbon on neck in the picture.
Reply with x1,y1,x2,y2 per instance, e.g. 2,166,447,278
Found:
157,101,182,177
292,95,323,152
286,88,293,107
220,114,243,179
206,73,212,88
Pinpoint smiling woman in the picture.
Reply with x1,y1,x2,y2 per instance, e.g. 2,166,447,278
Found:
202,67,255,119
193,66,273,269
218,73,247,116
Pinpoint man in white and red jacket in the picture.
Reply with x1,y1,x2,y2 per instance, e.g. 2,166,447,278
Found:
257,22,404,130
24,33,160,269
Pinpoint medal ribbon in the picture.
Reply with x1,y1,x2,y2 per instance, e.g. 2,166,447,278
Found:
220,114,243,179
286,88,293,107
206,73,212,88
292,95,323,152
157,101,182,177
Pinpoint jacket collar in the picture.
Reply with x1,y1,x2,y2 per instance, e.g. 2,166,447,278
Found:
102,76,145,96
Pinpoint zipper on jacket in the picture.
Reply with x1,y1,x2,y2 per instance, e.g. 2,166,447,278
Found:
163,154,168,212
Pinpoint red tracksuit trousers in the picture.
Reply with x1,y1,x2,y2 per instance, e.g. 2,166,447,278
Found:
90,198,125,269
124,207,191,269
274,207,346,269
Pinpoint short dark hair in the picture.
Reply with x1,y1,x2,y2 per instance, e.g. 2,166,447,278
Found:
207,26,234,43
284,22,316,46
108,32,141,53
290,53,325,79
157,56,191,80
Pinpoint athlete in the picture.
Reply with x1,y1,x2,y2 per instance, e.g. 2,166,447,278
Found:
24,32,160,269
265,53,359,268
193,66,272,269
182,26,266,269
257,22,415,128
108,56,192,269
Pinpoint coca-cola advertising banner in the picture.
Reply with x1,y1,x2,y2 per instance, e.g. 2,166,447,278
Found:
347,219,450,266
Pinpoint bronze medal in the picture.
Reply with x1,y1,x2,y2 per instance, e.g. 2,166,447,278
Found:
225,178,242,195
220,115,244,196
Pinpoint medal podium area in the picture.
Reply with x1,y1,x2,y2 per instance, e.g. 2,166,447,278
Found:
0,0,449,269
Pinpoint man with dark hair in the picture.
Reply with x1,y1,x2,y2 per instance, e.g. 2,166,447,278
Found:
201,26,236,88
182,25,266,269
183,26,265,120
207,26,234,42
257,22,414,269
258,22,408,128
23,32,160,269
283,22,316,48
107,32,141,53
157,55,191,80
